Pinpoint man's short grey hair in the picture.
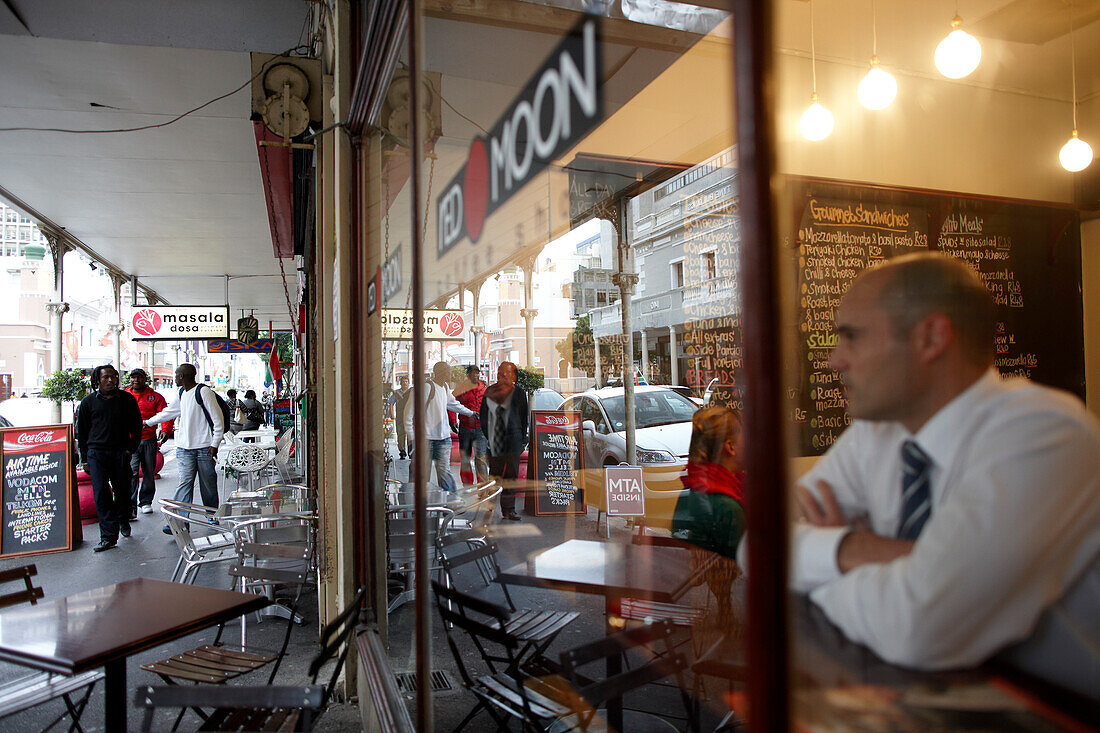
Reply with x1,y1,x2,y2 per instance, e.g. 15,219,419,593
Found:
863,253,996,364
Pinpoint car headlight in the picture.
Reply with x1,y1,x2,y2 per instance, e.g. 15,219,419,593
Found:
635,448,678,464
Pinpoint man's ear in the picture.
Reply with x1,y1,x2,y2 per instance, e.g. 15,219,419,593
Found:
911,312,952,363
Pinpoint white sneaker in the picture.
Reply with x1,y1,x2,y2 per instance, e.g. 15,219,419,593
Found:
140,505,153,514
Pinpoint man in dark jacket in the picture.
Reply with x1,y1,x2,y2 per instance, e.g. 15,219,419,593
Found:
479,362,528,520
77,364,143,552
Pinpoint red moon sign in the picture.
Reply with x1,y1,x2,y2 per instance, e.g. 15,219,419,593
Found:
439,312,464,337
132,309,162,337
462,138,489,242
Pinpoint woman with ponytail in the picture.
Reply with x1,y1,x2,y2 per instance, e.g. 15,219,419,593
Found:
671,405,747,558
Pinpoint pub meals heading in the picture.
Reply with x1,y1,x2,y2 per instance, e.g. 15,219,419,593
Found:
436,17,603,257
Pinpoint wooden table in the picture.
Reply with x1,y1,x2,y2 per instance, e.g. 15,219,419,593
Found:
0,577,268,732
497,538,701,730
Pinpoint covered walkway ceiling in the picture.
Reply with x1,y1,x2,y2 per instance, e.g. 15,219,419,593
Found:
0,0,310,329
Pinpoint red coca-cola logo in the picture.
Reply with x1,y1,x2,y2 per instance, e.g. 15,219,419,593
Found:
3,428,66,453
544,415,570,426
16,431,53,445
439,312,464,337
132,309,162,337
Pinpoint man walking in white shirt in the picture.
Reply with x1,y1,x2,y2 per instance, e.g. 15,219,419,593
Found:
145,363,225,532
403,362,475,492
791,253,1099,700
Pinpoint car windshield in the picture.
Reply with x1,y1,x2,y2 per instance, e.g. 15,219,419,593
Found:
599,390,697,431
533,389,564,410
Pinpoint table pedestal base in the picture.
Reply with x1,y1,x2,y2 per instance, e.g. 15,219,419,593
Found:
105,657,127,732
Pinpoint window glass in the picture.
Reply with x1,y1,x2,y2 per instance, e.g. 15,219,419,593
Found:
388,3,743,728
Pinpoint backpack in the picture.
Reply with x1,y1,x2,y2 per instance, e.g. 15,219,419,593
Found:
244,402,265,424
182,384,233,433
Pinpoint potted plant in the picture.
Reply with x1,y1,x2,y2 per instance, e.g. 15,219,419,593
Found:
40,368,91,423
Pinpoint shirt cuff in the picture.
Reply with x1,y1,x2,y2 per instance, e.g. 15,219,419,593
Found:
790,524,850,593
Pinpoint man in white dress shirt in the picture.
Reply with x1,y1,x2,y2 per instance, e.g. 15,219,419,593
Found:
403,362,475,492
145,363,225,532
791,253,1099,700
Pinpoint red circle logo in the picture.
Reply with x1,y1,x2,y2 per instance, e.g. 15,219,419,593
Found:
463,138,489,242
439,312,464,337
132,309,162,337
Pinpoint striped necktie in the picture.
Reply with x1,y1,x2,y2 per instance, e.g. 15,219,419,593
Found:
493,405,507,455
898,440,933,540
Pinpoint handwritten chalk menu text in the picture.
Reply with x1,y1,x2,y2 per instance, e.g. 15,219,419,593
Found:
532,411,585,515
680,185,745,408
1,425,74,558
787,179,1083,456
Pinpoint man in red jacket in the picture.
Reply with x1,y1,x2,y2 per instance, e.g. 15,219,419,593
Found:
124,368,172,518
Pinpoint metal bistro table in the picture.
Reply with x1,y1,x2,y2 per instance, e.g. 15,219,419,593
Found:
497,538,705,731
0,578,267,732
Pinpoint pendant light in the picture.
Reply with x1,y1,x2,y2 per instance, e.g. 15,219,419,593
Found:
800,0,834,141
935,3,981,79
1059,3,1093,172
858,0,897,109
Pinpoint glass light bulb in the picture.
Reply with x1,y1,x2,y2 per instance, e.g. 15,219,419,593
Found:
935,18,981,79
800,97,834,141
858,63,897,110
1059,132,1094,172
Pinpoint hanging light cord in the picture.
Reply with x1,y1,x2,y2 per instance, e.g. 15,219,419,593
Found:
871,0,878,58
810,0,818,93
1070,1,1078,131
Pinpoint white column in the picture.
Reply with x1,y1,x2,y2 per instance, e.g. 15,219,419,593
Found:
43,234,69,423
669,325,679,386
640,329,649,383
521,260,537,368
593,334,601,387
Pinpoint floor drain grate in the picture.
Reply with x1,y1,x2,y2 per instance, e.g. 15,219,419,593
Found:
394,670,455,694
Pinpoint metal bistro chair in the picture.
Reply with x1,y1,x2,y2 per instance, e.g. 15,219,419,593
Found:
140,515,314,730
224,444,273,492
386,505,453,614
159,500,236,585
436,525,579,675
0,565,103,733
267,427,296,483
431,579,569,732
136,586,366,733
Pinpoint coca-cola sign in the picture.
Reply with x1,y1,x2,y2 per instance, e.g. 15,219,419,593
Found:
2,428,67,454
538,414,577,429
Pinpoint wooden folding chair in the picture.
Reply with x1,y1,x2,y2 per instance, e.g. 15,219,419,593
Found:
136,587,366,732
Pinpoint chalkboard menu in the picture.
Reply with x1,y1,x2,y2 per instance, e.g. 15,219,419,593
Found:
1,425,74,558
787,178,1083,455
531,411,585,515
680,187,746,409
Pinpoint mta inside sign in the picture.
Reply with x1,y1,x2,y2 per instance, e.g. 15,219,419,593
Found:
605,465,645,517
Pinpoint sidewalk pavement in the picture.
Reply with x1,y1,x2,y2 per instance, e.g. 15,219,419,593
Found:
0,439,361,732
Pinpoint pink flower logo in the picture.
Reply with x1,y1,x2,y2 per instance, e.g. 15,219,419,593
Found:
439,312,464,337
132,309,162,337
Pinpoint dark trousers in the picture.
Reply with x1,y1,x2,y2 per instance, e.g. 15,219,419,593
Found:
87,447,131,542
130,437,158,509
487,453,522,514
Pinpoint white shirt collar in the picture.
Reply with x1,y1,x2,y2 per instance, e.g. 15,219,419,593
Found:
914,368,1002,470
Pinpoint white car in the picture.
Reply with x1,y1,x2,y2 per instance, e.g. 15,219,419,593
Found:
559,386,697,467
